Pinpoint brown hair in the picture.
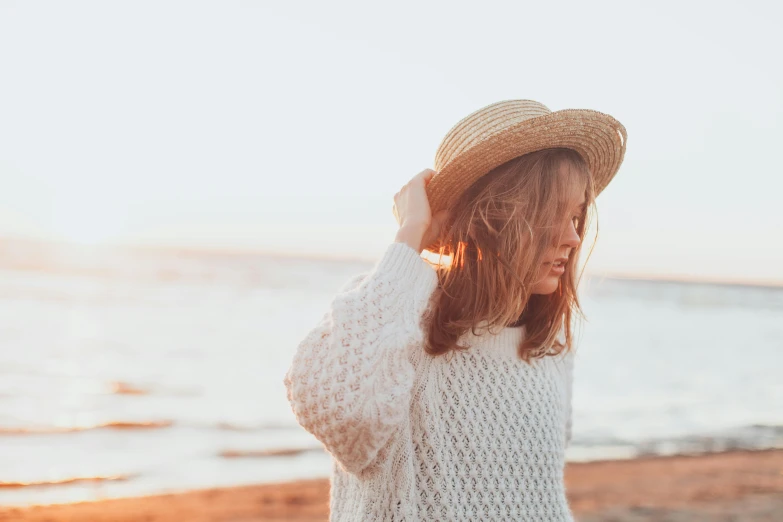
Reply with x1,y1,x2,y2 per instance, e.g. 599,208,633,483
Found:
423,147,597,363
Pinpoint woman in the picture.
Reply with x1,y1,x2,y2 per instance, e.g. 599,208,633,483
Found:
284,100,628,521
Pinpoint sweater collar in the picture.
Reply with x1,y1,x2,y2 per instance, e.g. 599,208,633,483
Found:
457,321,527,357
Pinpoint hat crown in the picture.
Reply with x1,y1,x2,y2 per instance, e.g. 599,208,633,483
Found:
435,100,552,171
423,98,627,252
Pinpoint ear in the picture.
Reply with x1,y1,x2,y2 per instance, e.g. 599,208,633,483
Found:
432,209,451,231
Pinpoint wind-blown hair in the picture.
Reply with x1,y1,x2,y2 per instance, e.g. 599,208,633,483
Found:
423,147,597,363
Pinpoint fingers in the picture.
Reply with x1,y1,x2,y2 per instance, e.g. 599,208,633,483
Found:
419,169,436,184
403,169,436,187
397,170,436,196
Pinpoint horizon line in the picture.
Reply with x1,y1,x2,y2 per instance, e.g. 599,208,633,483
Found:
1,234,782,290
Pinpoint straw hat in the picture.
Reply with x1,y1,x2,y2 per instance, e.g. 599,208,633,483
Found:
424,99,627,251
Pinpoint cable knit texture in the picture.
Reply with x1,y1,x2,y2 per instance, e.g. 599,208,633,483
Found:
284,241,576,521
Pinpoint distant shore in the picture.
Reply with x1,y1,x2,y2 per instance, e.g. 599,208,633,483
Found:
3,449,782,522
2,234,782,289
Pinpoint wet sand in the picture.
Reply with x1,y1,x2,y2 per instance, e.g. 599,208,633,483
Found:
2,449,782,521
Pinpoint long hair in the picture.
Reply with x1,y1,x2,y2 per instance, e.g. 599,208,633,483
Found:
423,147,597,363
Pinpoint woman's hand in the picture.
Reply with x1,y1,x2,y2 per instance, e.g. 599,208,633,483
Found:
393,169,450,253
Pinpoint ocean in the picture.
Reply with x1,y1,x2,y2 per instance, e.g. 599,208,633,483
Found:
0,240,781,506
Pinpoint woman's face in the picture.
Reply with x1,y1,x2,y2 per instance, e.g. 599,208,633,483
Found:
530,194,585,295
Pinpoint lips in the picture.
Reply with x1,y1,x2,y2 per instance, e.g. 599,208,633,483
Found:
548,263,565,274
543,257,567,275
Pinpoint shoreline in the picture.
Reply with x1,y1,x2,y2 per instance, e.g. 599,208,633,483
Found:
2,449,782,521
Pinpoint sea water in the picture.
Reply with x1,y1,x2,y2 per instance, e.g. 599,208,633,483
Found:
0,241,780,505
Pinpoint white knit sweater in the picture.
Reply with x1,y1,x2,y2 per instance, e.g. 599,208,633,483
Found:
284,240,576,521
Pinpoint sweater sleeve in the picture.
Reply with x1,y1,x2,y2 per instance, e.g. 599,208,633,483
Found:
283,241,439,475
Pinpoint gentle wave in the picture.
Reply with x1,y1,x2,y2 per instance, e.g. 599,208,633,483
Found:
0,421,172,435
570,424,783,461
109,381,150,395
214,422,296,432
0,420,301,436
219,447,324,458
0,474,134,489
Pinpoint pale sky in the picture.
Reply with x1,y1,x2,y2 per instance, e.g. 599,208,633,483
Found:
1,1,781,284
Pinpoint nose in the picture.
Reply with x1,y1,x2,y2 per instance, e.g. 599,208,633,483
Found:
558,220,581,251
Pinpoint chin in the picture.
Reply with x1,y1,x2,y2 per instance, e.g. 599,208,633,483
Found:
531,278,561,295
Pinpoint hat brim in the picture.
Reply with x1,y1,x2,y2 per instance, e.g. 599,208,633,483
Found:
424,109,627,252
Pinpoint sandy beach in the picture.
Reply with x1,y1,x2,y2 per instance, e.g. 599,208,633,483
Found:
2,449,781,521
